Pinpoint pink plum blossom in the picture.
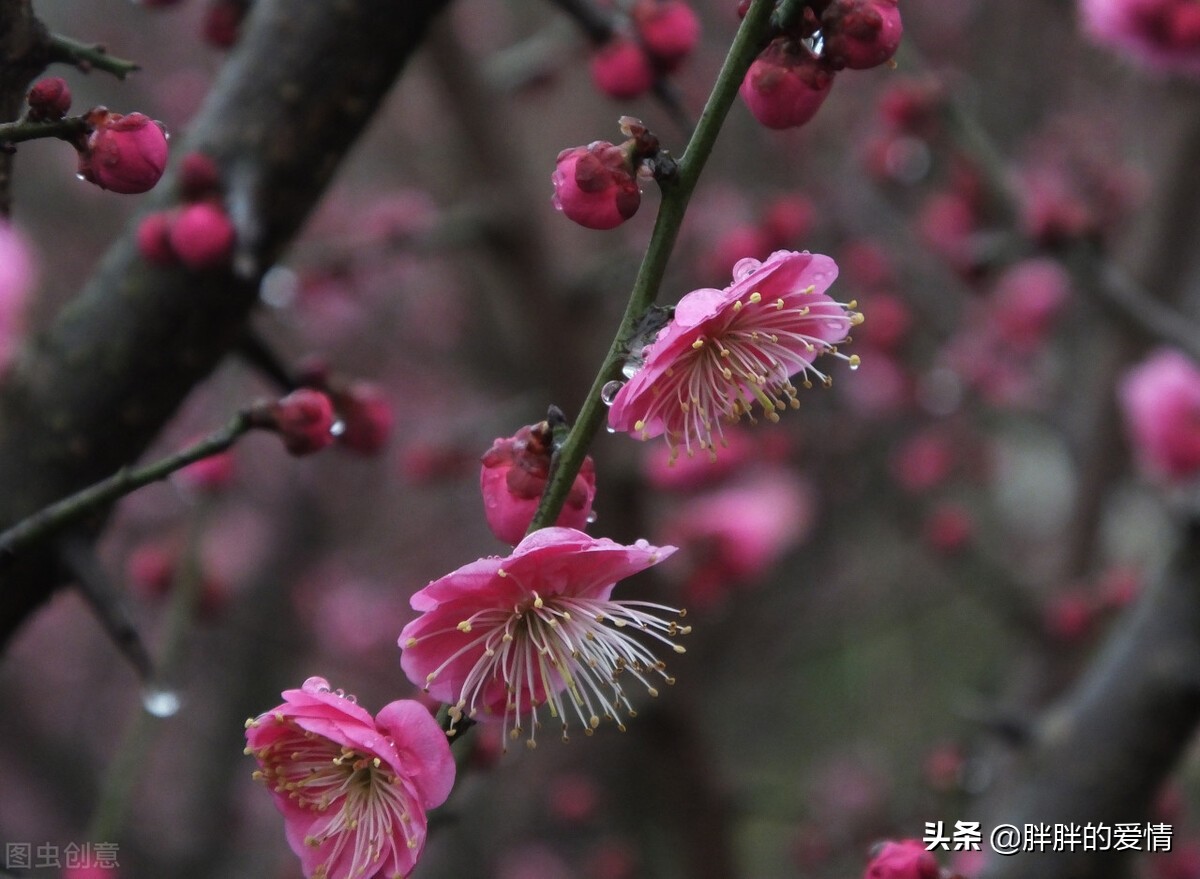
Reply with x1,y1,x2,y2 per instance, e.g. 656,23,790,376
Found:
1080,0,1200,77
739,38,834,130
863,839,940,879
1119,348,1200,481
989,258,1072,352
552,142,641,230
245,677,454,879
399,528,685,747
608,250,860,460
658,470,814,610
78,111,169,195
480,420,597,544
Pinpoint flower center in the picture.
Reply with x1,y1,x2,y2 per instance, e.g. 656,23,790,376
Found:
414,575,690,749
247,719,419,879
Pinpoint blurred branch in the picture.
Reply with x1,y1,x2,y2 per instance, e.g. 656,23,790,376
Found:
0,0,50,215
0,0,453,649
980,515,1200,879
46,33,140,79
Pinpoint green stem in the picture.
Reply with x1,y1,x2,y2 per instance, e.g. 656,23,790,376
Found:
0,115,88,146
528,0,777,532
0,412,251,565
47,33,141,80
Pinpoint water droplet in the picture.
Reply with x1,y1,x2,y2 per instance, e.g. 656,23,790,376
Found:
605,426,616,434
621,361,641,380
75,172,86,182
259,266,298,309
142,686,182,718
329,419,346,437
585,511,598,525
600,380,625,406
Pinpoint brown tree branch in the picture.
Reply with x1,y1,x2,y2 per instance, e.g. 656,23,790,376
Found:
0,0,452,648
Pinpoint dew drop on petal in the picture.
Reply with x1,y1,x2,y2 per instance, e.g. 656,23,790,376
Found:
600,380,625,406
586,511,598,524
142,686,182,718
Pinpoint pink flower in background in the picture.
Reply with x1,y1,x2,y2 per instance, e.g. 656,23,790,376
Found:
641,425,754,490
632,0,701,67
863,839,940,879
590,37,655,99
1119,349,1200,481
480,420,597,544
78,111,169,195
169,202,236,269
1081,0,1200,77
609,250,859,460
740,38,835,130
245,677,454,879
0,220,36,375
659,471,814,610
552,142,642,230
400,528,685,746
989,258,1072,352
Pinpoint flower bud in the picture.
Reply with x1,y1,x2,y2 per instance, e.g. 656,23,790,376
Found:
78,111,169,195
178,151,221,200
26,77,71,121
590,37,655,100
480,421,597,545
136,211,177,266
864,840,940,879
552,141,641,230
632,0,701,67
334,382,394,455
1119,349,1200,482
265,389,337,456
204,0,248,48
168,202,236,269
739,38,834,130
822,0,903,70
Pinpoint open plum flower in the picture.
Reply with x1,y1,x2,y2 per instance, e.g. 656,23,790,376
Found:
399,528,687,748
608,250,861,460
245,677,455,879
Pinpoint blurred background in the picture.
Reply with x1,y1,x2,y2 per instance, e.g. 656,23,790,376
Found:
3,0,1200,877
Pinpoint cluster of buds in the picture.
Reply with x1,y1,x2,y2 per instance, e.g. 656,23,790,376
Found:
739,0,902,130
295,359,395,456
137,152,236,270
590,0,701,100
552,116,669,230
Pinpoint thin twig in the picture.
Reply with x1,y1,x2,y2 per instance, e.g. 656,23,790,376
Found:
46,33,140,80
0,114,88,146
0,412,252,566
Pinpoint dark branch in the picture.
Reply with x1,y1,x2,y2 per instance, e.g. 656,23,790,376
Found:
0,0,453,648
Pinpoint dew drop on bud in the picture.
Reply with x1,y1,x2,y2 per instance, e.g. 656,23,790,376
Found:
586,511,598,525
329,419,346,437
606,425,617,434
142,686,182,718
600,380,624,406
75,173,87,182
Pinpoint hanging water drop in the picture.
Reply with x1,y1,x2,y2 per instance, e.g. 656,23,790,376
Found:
848,355,861,371
586,511,598,525
600,380,624,406
329,419,346,437
142,686,182,718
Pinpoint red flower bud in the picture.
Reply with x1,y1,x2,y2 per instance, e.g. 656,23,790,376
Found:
168,202,236,269
204,0,248,48
179,152,222,201
822,0,904,71
739,38,834,130
334,382,394,456
78,111,169,195
269,389,337,456
632,0,701,67
26,77,71,121
552,142,641,230
480,421,597,545
136,211,177,266
590,37,655,100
